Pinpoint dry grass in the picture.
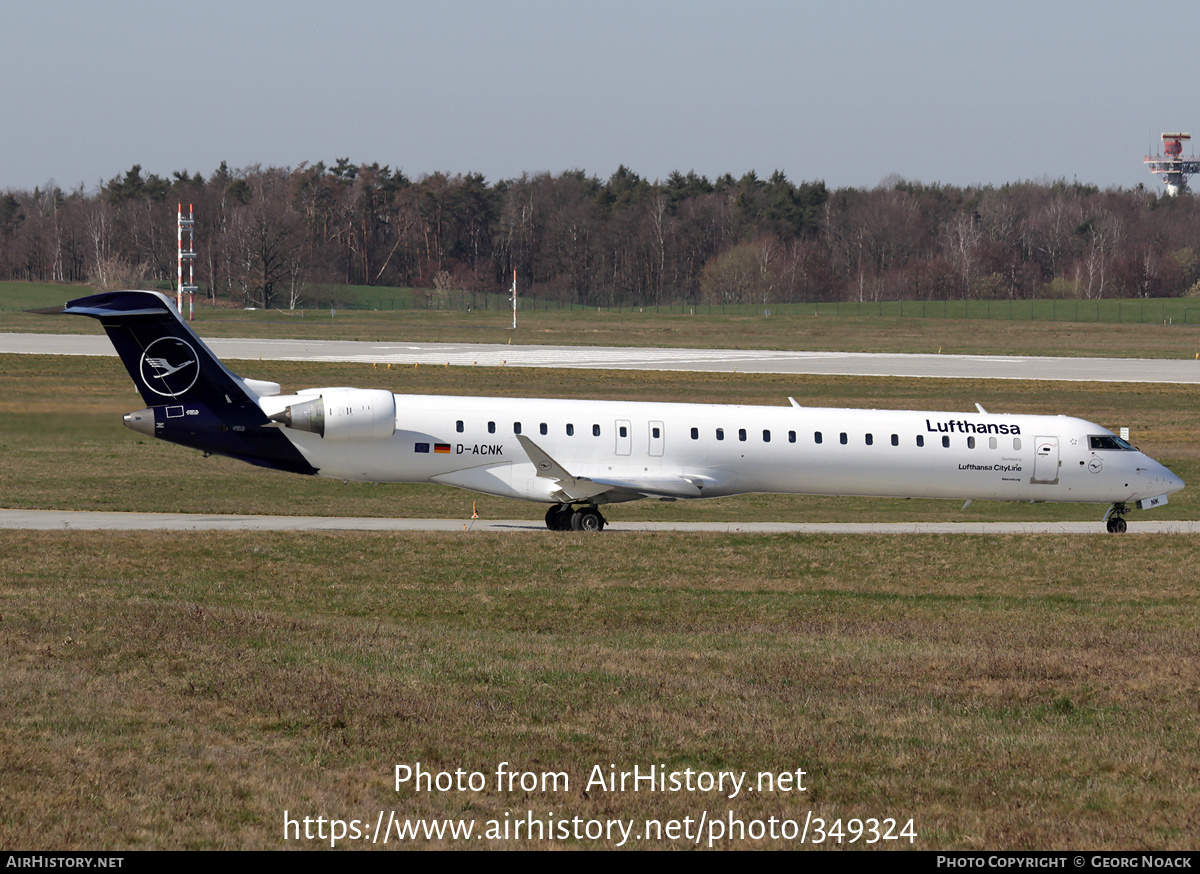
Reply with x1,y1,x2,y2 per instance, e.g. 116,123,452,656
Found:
2,531,1197,849
6,297,1200,359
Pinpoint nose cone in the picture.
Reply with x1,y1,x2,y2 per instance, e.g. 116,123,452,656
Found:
1142,458,1184,497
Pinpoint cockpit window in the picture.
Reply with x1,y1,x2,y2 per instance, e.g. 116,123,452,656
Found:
1089,435,1135,451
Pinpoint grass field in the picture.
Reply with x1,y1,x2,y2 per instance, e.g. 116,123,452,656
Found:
5,280,1200,358
3,530,1198,849
2,283,1198,850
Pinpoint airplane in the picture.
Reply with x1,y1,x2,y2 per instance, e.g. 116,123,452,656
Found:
44,290,1183,533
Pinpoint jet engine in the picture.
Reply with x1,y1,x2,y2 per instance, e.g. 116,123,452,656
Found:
269,389,396,440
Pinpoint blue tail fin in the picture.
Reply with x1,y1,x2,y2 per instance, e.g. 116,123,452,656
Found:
62,290,257,407
57,290,317,474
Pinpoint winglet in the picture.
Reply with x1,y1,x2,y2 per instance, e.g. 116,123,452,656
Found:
516,433,574,480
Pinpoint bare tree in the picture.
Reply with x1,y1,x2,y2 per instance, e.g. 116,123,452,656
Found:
943,212,983,299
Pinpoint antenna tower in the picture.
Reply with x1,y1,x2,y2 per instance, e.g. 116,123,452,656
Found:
511,269,518,330
177,203,198,320
1145,133,1200,195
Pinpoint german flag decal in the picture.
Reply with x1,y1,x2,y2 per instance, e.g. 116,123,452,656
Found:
434,443,451,454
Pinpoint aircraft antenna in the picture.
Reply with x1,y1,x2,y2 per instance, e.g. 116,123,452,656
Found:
1145,133,1200,195
177,203,199,320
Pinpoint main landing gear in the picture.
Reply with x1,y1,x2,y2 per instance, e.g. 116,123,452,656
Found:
544,503,607,531
1103,502,1128,534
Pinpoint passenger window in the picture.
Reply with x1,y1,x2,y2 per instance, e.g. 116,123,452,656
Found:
763,430,771,443
967,436,975,449
691,427,698,440
592,424,600,437
514,422,522,435
814,431,823,444
456,420,464,433
942,435,950,448
566,424,574,436
839,432,847,445
917,435,924,447
716,428,724,441
788,430,796,443
891,434,898,446
989,437,997,449
488,421,496,434
619,425,627,438
865,433,873,446
540,423,547,435
652,426,660,438
739,428,747,442
1013,437,1022,450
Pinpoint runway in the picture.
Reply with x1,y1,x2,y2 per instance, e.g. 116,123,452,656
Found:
2,509,1196,535
3,332,1199,383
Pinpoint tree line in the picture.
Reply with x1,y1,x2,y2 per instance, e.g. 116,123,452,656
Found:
2,160,1199,308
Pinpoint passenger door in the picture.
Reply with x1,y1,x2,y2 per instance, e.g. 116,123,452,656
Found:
1032,436,1059,484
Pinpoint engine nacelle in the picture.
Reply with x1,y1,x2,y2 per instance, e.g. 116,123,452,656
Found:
270,388,396,440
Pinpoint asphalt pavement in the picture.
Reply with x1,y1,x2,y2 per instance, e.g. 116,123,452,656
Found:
4,332,1199,382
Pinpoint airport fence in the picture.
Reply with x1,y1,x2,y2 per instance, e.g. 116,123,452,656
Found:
309,290,1200,326
4,280,1198,325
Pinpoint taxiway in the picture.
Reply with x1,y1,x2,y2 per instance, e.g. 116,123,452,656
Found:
2,332,1198,383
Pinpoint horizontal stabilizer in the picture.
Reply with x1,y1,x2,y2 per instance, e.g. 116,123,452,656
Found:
243,378,282,397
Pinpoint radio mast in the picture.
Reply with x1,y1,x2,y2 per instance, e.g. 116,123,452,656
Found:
177,203,198,319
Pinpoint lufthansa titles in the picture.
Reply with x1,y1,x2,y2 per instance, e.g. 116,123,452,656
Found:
927,419,1021,435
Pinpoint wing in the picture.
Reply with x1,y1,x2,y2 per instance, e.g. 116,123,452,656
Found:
516,434,719,503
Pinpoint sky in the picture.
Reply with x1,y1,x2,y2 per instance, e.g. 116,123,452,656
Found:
2,0,1193,194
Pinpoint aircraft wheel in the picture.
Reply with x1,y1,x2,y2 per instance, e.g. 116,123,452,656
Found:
571,508,605,531
545,505,563,531
1114,518,1127,534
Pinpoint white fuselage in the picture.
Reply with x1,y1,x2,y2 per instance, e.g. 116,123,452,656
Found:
258,393,1183,507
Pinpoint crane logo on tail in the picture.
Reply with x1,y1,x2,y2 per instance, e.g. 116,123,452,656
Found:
139,337,200,398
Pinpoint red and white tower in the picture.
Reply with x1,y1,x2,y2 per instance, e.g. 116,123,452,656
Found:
1145,133,1200,195
177,203,198,319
